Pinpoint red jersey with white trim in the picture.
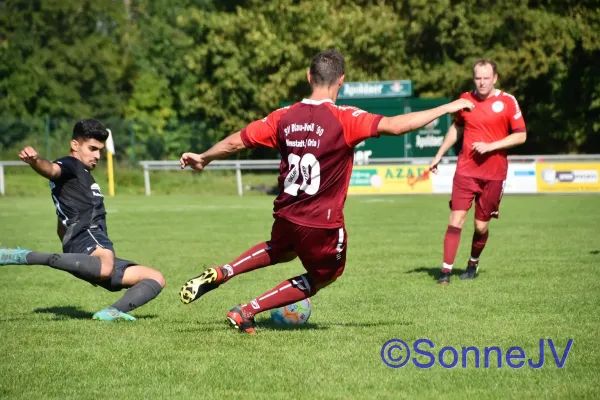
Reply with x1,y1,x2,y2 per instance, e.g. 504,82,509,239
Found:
455,89,526,180
241,99,383,228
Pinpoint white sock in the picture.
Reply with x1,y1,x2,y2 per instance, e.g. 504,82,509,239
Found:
442,262,453,271
469,257,479,264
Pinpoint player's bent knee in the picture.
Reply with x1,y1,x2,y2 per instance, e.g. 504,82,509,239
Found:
279,251,298,263
99,262,115,280
449,211,468,228
291,274,315,295
474,220,490,235
150,270,166,288
98,257,115,280
133,266,166,288
91,247,115,280
315,278,337,292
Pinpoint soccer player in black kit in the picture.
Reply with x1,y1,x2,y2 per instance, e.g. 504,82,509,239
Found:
0,119,165,321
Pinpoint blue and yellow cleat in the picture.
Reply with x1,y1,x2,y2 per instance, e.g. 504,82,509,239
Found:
92,307,136,322
0,247,31,266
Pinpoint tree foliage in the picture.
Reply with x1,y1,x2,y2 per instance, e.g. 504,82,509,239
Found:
0,0,598,158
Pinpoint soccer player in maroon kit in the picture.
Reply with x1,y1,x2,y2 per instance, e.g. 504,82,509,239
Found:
179,50,474,334
430,59,527,284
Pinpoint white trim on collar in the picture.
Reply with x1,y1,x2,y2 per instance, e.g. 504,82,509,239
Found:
301,98,334,105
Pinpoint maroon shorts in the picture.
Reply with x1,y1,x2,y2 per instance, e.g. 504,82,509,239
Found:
269,218,347,283
450,173,506,221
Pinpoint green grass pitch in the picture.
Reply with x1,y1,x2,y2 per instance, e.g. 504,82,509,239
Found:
1,194,599,399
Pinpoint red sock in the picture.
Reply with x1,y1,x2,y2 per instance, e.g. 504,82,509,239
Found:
241,275,313,317
470,231,489,263
442,225,462,271
222,242,273,281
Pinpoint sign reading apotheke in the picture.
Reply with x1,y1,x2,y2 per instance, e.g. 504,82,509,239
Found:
338,80,413,99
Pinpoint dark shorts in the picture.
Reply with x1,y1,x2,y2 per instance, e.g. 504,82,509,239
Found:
63,228,137,291
269,218,347,284
449,173,506,222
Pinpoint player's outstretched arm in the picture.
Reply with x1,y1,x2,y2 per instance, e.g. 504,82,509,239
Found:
18,146,61,180
180,131,247,171
430,123,464,174
377,99,474,136
472,131,527,154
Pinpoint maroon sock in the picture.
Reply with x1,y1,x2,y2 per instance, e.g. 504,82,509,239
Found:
241,275,313,317
442,225,462,271
222,242,273,280
470,231,489,263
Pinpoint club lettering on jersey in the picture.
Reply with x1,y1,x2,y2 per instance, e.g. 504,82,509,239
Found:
285,138,320,149
91,183,104,198
283,123,325,137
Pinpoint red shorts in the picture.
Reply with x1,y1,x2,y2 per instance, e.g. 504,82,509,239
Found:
450,173,506,221
269,218,347,284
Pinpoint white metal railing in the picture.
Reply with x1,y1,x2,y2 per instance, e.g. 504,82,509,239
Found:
2,155,599,196
0,160,28,196
139,159,282,196
139,154,600,197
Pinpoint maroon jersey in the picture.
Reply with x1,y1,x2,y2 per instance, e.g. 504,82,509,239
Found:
455,90,526,181
241,98,383,228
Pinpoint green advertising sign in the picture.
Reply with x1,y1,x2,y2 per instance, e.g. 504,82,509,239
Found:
339,97,455,163
338,80,413,99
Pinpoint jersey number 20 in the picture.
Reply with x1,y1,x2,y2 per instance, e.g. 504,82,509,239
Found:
284,153,321,196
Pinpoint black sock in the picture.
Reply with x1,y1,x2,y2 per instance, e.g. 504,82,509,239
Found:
111,279,163,313
25,252,102,281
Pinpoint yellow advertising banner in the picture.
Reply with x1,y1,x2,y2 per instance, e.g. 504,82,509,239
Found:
348,165,433,194
536,162,600,192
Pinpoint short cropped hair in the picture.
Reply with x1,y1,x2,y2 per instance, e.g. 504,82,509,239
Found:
309,49,345,86
72,119,109,142
473,58,498,75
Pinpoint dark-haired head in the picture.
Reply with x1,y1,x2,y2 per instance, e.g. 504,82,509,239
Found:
72,119,109,142
70,119,108,170
309,49,345,87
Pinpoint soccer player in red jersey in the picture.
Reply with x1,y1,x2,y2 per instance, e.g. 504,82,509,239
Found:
179,50,474,334
429,59,527,284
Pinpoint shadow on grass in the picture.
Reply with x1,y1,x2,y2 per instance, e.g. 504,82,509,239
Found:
34,306,93,319
257,319,326,331
258,319,411,331
174,318,410,334
405,266,485,281
323,321,412,328
34,306,156,320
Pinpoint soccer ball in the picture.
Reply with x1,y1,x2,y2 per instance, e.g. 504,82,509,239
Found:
270,299,311,325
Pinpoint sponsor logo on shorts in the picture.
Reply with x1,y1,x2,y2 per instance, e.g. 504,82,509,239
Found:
250,300,260,310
